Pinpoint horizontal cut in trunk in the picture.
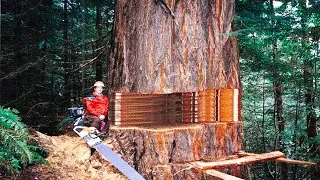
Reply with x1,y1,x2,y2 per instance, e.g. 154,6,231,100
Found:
108,88,240,125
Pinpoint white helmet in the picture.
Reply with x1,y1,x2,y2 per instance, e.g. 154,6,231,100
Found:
93,81,105,87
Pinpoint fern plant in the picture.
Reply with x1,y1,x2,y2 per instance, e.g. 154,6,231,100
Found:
0,106,48,174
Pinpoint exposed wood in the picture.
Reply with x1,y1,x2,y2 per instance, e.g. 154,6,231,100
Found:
204,169,244,180
223,155,240,160
108,122,243,179
219,89,240,122
237,151,317,166
109,89,240,125
276,157,317,166
191,151,285,170
237,151,257,157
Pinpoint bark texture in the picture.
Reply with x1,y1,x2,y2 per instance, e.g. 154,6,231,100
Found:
107,0,242,179
108,122,242,179
108,0,240,93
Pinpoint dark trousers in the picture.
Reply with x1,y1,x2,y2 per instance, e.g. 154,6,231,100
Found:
84,114,101,130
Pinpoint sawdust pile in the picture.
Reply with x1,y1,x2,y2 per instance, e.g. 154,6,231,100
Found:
13,132,128,180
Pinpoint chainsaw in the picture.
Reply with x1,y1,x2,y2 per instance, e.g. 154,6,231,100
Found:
68,107,102,147
67,107,145,180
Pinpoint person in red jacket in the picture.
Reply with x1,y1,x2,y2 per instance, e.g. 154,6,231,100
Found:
82,81,108,133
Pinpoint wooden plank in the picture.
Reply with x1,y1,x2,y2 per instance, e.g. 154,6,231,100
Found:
237,151,256,157
204,169,244,180
191,151,285,170
276,157,317,166
237,151,317,166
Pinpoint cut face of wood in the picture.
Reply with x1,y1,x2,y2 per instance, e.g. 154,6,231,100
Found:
109,88,240,125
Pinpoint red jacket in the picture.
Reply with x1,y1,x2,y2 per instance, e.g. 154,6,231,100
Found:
83,92,108,117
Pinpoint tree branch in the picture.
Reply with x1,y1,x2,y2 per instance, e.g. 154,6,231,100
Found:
0,64,36,82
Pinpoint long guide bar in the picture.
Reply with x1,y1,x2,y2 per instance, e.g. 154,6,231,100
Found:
109,89,240,125
73,125,145,180
95,143,145,180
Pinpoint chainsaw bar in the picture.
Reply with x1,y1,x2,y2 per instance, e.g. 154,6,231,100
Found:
95,143,145,180
73,125,145,180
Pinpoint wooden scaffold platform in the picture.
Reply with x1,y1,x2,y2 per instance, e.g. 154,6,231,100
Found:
190,151,317,179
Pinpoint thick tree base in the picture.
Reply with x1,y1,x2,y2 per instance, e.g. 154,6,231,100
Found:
108,122,242,179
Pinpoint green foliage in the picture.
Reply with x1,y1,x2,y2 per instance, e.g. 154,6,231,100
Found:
0,106,48,175
237,0,320,178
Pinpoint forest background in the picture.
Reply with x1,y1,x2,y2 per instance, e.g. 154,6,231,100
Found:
1,0,319,179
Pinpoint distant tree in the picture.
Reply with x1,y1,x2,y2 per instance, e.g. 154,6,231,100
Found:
1,0,114,132
1,0,53,115
298,0,317,138
236,0,320,179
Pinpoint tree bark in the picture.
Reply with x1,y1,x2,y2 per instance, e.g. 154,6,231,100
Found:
12,0,23,101
63,0,71,107
109,122,242,179
269,0,286,179
95,6,103,81
108,0,240,93
107,0,241,179
299,0,317,138
299,2,319,179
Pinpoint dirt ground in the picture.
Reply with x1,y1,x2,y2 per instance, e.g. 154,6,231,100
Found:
4,132,128,180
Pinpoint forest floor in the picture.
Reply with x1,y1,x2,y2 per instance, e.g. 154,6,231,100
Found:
7,132,128,180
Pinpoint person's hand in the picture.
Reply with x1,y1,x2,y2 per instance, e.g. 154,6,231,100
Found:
99,115,105,120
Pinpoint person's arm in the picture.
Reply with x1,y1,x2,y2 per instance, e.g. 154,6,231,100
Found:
104,96,109,115
99,96,109,120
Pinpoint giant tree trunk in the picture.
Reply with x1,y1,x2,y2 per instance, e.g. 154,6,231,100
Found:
108,0,240,93
107,0,241,179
